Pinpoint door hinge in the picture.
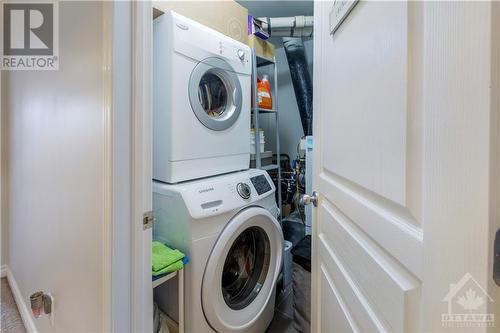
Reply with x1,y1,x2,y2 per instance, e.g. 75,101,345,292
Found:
143,211,153,230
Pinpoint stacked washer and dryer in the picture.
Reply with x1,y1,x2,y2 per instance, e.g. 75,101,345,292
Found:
153,11,284,333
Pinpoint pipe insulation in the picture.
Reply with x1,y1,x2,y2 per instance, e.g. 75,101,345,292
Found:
258,16,313,37
283,37,313,136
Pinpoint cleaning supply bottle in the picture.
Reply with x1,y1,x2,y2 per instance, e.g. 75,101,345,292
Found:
257,74,273,110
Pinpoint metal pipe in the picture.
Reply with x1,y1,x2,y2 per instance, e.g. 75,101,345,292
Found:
257,16,313,38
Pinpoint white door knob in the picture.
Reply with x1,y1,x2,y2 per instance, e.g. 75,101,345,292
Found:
301,191,318,207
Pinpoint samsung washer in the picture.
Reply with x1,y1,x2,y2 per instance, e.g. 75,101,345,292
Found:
153,169,283,332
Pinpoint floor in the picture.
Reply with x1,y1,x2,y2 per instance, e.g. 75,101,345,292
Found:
1,278,26,333
266,284,299,333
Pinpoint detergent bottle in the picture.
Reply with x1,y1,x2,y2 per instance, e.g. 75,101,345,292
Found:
257,74,273,110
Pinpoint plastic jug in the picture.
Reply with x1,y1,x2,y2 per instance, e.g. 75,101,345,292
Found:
257,75,273,110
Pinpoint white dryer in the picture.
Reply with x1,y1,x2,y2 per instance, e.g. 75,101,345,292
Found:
153,169,283,332
153,11,252,184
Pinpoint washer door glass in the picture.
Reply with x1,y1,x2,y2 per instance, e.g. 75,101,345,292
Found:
222,226,270,310
201,207,283,332
189,58,242,131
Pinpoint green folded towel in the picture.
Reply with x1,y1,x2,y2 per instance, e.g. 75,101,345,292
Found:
152,241,185,276
153,260,184,276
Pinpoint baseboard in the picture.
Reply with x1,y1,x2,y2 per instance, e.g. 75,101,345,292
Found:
4,266,38,333
0,264,7,278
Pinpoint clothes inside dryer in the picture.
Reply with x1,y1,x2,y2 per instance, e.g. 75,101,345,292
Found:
198,72,228,119
222,226,271,310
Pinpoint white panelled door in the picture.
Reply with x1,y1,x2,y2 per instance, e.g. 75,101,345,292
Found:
312,1,499,332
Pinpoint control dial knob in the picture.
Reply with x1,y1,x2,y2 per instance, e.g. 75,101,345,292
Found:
236,182,251,199
237,49,245,61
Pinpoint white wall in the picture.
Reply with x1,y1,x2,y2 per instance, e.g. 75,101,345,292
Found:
260,39,313,163
1,69,7,268
1,2,107,331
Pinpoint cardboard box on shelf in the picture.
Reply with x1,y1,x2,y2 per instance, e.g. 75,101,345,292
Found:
153,1,248,45
248,35,275,61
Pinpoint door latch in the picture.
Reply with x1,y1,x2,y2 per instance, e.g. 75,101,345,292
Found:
143,211,153,230
300,191,318,207
494,229,500,286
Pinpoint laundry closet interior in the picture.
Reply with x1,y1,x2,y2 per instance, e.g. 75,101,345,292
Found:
150,1,314,332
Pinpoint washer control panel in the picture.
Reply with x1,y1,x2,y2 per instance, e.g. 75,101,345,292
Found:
236,182,251,199
154,170,276,219
250,175,272,195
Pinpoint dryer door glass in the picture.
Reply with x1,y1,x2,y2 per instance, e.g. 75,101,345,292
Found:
221,226,270,310
198,73,228,119
189,58,242,131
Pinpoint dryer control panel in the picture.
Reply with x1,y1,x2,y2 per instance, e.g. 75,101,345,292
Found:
218,41,250,66
162,11,252,75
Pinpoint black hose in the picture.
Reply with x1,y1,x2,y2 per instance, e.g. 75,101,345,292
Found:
282,37,313,136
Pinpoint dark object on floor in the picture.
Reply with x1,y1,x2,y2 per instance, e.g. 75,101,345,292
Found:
291,235,311,333
282,212,305,247
283,37,313,136
292,263,311,333
266,310,298,333
291,235,311,272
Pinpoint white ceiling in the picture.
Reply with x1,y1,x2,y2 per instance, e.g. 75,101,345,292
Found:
236,0,313,18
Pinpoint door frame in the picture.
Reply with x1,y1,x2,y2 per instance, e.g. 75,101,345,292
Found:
108,1,153,331
130,1,153,332
310,0,323,330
